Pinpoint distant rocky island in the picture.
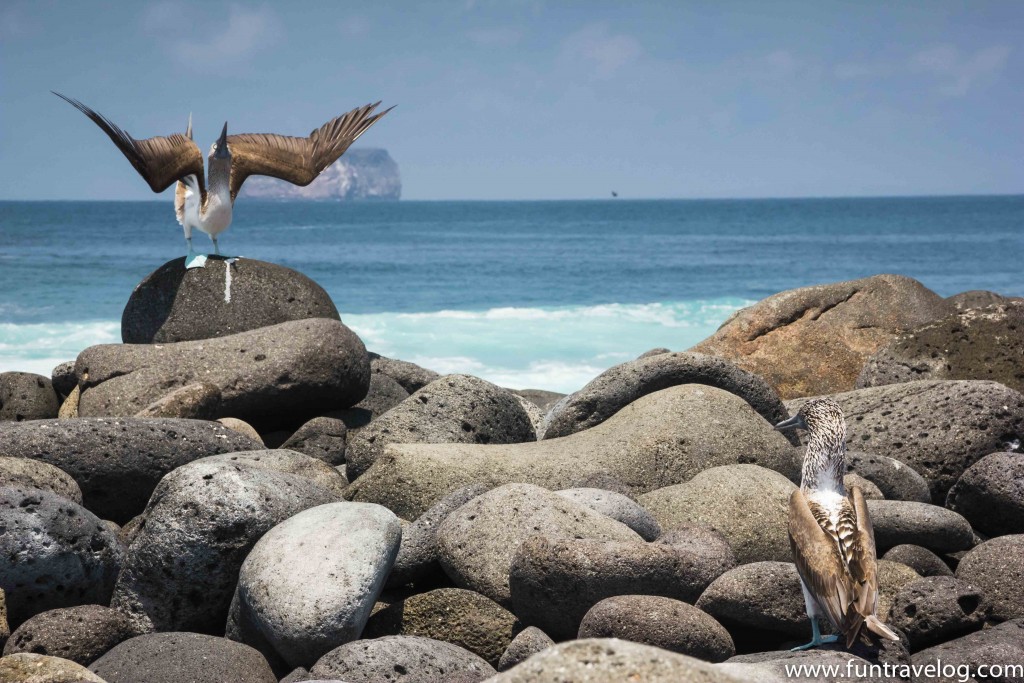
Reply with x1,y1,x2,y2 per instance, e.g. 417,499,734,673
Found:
239,148,401,201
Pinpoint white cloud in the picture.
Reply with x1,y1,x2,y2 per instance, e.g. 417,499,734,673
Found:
467,27,521,47
560,22,642,79
911,44,1011,96
144,3,280,70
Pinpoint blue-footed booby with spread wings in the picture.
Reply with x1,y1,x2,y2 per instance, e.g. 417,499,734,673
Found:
53,92,392,267
775,398,900,650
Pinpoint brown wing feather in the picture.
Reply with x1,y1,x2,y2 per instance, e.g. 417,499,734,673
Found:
849,487,884,632
226,101,393,202
53,92,205,194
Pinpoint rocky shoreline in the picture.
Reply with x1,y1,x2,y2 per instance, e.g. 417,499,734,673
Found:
1,260,1023,682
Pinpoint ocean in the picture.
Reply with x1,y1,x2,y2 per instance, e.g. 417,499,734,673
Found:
1,196,1022,392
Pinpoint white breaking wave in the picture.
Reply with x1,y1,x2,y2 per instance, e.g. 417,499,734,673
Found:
0,299,749,392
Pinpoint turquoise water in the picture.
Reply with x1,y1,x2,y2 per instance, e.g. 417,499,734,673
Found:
1,196,1022,391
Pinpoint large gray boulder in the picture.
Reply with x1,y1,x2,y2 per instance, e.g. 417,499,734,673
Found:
508,532,735,640
886,576,987,651
690,274,953,399
541,352,792,442
280,417,348,466
75,319,370,430
846,451,931,503
638,465,797,564
787,380,1024,501
121,257,339,344
0,458,81,505
347,385,800,520
0,418,261,523
203,450,349,498
0,372,58,422
309,636,494,683
555,488,661,541
89,632,276,683
695,562,810,639
229,502,401,669
0,486,123,629
911,619,1024,683
496,627,553,672
3,605,145,666
110,459,342,633
436,484,641,606
881,545,953,577
369,354,440,394
858,301,1024,393
866,500,975,553
346,375,536,479
946,451,1024,536
955,535,1024,622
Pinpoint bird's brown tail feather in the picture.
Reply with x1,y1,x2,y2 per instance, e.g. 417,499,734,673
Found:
864,615,900,641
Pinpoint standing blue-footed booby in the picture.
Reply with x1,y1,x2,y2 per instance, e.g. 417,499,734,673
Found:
775,398,900,650
53,92,392,267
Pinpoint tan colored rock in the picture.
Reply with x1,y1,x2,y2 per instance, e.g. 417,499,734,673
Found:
690,274,952,399
216,417,264,445
56,385,78,419
133,382,222,419
0,589,8,652
347,385,799,520
0,653,107,683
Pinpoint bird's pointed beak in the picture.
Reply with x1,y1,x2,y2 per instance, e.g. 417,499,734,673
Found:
774,414,806,431
214,122,229,159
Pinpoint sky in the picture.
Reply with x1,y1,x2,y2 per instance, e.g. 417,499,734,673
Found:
1,1,1021,200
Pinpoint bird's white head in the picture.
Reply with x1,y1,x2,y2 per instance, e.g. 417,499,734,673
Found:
775,397,848,491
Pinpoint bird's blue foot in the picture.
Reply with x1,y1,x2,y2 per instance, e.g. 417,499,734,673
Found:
791,634,839,651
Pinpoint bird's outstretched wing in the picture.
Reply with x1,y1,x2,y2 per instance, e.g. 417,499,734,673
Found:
175,113,194,226
226,101,393,203
53,92,205,195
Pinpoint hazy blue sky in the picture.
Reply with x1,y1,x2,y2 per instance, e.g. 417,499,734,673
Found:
2,1,1021,200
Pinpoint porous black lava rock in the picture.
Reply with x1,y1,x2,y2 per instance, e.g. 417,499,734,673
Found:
346,375,535,479
49,361,77,400
866,500,974,553
496,627,553,672
886,576,987,651
0,486,123,629
577,595,735,662
858,301,1024,394
911,619,1024,682
946,451,1024,536
110,458,341,633
3,605,145,665
881,545,953,577
386,484,491,588
89,632,276,683
77,319,371,431
846,451,931,503
369,353,440,394
121,257,339,344
955,535,1024,622
695,562,809,642
330,371,410,433
309,636,495,682
0,458,82,505
787,380,1024,501
363,588,520,668
280,417,348,466
508,533,734,640
0,417,261,523
0,372,58,421
541,351,793,442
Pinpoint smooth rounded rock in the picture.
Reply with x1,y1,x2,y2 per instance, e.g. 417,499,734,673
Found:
946,451,1024,536
387,484,491,588
578,596,734,662
110,458,341,634
122,257,340,344
3,605,144,665
911,619,1024,682
363,588,520,668
280,417,348,466
509,533,735,640
369,354,440,394
955,535,1024,622
639,465,797,564
787,380,1024,501
719,650,893,683
844,472,883,499
309,635,495,683
541,351,792,441
202,450,349,498
0,486,123,630
696,562,809,639
133,382,221,419
346,375,536,479
567,472,635,499
0,373,59,422
230,502,401,669
881,545,953,577
496,627,553,672
437,484,641,606
49,363,77,401
858,301,1024,394
486,638,744,683
554,488,661,540
690,274,952,399
76,318,370,430
330,371,411,434
217,417,263,443
0,458,81,505
0,652,107,683
89,632,276,683
866,500,974,552
846,451,931,503
347,385,800,520
886,576,987,651
0,417,261,523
